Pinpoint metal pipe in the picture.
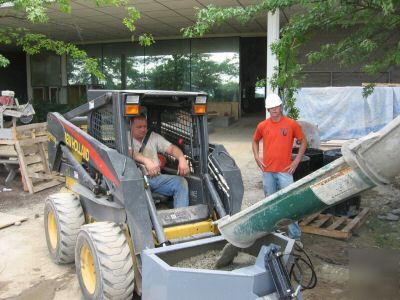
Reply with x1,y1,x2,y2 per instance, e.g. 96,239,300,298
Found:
69,116,87,126
204,174,226,218
64,92,112,120
60,144,99,193
143,175,168,246
218,116,400,248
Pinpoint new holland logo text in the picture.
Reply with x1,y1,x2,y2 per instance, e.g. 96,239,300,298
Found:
65,132,90,161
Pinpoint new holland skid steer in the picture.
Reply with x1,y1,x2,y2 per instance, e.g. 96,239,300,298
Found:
45,89,400,299
45,90,301,300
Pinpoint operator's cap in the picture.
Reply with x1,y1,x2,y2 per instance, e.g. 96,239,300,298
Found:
1,90,15,97
265,93,282,109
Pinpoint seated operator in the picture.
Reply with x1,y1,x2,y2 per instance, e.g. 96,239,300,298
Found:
129,115,190,208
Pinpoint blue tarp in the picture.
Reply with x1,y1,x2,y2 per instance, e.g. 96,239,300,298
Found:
295,87,400,141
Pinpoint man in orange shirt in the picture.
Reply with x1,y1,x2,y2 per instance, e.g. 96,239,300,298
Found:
252,93,307,241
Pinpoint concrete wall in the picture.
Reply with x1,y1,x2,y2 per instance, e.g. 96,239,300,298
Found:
0,52,27,101
208,102,240,120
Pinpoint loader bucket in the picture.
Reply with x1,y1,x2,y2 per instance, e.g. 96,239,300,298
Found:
141,233,295,300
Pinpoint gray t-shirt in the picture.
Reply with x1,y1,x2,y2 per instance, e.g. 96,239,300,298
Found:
130,132,171,166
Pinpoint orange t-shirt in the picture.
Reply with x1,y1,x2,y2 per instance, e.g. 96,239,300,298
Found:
253,116,304,172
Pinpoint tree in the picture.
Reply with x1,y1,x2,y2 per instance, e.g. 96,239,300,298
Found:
144,53,239,100
0,0,153,80
183,0,400,119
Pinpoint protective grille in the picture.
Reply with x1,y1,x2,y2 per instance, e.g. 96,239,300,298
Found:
151,109,197,169
89,107,116,148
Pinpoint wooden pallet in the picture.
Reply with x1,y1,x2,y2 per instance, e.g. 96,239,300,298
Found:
299,208,370,240
12,122,63,193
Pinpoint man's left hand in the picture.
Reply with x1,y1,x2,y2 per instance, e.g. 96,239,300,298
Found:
284,160,300,175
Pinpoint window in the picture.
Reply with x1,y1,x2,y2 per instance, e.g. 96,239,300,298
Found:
64,38,240,103
31,53,61,86
49,87,59,103
67,45,102,86
145,40,190,90
32,87,45,101
191,38,239,102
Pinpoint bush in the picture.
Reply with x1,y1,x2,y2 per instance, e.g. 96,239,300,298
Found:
32,101,74,122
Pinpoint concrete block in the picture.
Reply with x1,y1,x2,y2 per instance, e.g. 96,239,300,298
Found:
207,121,215,133
213,116,235,128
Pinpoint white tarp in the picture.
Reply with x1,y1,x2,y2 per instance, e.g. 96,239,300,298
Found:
295,87,400,141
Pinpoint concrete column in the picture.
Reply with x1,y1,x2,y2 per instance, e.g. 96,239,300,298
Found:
60,54,68,104
121,54,126,89
266,10,279,97
26,54,32,101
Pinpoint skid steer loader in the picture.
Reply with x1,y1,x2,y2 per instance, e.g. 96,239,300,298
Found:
44,90,253,299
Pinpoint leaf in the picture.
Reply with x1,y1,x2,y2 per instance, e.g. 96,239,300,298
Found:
0,54,10,67
123,6,141,32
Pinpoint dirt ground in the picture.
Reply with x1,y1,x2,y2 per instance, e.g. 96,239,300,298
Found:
1,113,399,299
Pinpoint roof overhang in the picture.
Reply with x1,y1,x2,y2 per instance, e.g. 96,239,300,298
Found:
0,0,274,45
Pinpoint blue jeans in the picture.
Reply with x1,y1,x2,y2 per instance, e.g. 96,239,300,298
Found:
148,174,189,208
263,172,301,240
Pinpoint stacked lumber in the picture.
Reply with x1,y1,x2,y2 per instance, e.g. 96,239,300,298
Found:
14,122,63,193
0,122,63,193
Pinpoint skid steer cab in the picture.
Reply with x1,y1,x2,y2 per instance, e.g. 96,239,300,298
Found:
45,90,244,299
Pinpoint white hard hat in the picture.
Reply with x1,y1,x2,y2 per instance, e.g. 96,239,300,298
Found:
265,93,282,109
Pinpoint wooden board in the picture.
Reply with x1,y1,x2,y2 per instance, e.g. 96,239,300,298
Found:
10,122,63,193
0,212,28,229
33,179,63,193
300,208,370,240
0,145,18,157
15,122,47,135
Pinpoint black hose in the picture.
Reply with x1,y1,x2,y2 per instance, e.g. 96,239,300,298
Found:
287,245,318,290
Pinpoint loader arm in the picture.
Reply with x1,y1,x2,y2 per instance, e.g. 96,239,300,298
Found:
47,112,155,258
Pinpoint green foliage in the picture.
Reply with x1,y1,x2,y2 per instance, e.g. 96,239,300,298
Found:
32,100,75,122
0,0,154,79
138,34,155,47
255,77,266,88
0,55,9,67
132,53,238,100
123,7,141,32
184,0,400,119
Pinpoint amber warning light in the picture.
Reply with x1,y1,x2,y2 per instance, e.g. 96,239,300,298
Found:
125,95,140,116
194,95,207,115
194,104,206,115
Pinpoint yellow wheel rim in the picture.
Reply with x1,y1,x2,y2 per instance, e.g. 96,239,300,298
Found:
47,211,58,250
80,244,97,294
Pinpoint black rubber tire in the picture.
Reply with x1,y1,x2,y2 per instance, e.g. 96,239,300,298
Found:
75,222,135,300
44,193,85,264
